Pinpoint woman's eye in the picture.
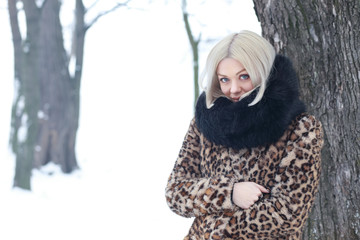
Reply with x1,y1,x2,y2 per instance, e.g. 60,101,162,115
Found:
240,74,250,80
219,78,229,83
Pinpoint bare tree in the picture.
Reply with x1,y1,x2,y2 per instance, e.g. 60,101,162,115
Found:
253,0,360,239
8,0,129,190
182,0,200,110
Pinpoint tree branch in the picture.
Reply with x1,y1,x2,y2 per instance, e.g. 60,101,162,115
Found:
182,0,201,110
85,0,100,14
8,0,22,46
22,0,39,14
182,0,200,51
8,0,23,82
85,0,130,31
39,0,49,9
72,0,86,86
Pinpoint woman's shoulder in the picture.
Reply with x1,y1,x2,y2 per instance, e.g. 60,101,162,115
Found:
292,113,322,131
287,113,323,146
184,117,201,137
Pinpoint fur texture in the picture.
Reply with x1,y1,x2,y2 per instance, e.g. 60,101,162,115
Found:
195,55,306,149
166,114,323,239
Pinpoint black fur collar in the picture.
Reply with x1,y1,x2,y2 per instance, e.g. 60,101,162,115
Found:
195,55,306,149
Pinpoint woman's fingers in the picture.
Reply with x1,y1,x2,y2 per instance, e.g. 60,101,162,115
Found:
233,182,271,209
254,183,270,193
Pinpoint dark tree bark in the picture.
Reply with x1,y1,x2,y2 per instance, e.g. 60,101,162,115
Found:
8,0,128,190
253,0,360,239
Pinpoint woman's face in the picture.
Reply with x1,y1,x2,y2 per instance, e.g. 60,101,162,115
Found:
216,58,254,102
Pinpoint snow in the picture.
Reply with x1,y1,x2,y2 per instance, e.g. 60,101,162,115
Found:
0,0,260,239
17,113,28,142
37,110,48,120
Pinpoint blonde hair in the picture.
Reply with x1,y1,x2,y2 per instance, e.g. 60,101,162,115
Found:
201,30,276,108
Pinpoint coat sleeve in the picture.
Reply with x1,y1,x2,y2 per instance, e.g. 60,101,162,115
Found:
165,118,236,218
248,115,324,236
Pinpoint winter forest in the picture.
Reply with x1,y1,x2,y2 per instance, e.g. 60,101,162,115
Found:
0,0,359,239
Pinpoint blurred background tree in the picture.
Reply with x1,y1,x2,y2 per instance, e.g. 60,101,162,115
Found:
182,0,200,110
181,0,239,110
253,0,360,239
8,0,129,190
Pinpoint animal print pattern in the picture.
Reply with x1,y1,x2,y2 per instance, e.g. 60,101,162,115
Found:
166,114,323,239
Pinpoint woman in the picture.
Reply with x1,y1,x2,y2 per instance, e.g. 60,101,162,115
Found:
165,30,323,239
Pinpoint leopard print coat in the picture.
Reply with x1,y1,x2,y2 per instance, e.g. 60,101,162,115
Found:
165,55,323,239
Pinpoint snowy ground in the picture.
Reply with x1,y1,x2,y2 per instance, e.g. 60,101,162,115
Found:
0,1,260,239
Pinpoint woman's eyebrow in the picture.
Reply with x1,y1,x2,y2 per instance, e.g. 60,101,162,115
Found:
216,73,227,76
235,69,247,75
217,69,247,76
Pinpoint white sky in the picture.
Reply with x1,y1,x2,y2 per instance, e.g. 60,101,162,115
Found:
0,0,261,239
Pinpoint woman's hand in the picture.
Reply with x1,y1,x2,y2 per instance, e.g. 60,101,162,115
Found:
232,182,269,209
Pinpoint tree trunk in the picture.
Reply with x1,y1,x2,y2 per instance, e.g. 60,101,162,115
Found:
9,0,41,190
182,0,200,110
34,0,79,173
253,0,360,239
8,0,85,189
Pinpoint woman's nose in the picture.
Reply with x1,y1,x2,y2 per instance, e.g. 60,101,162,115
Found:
230,81,241,93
